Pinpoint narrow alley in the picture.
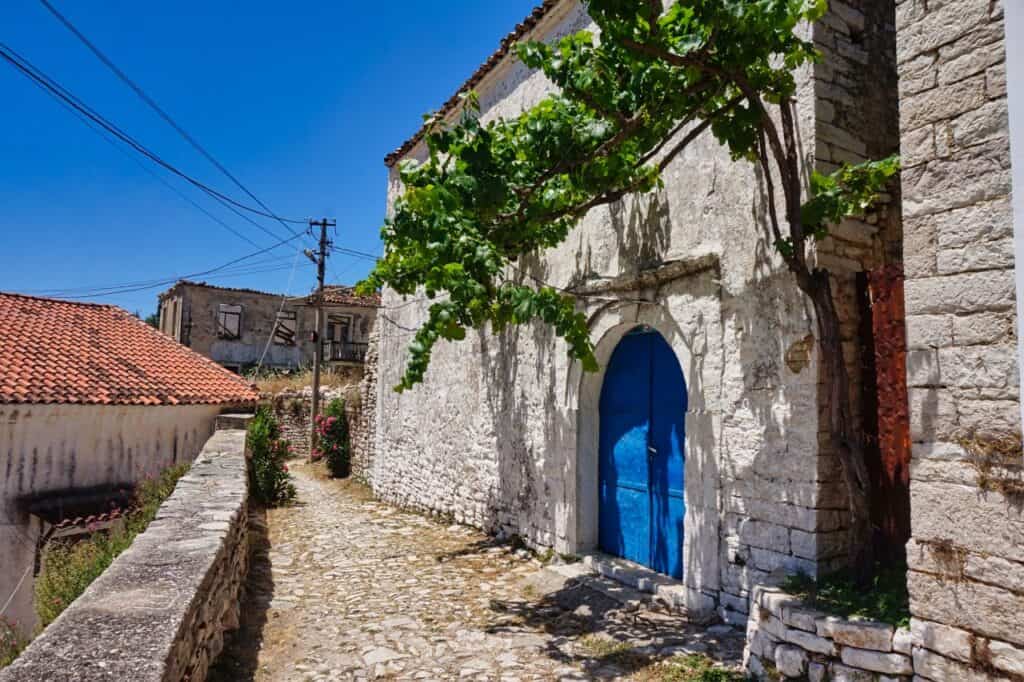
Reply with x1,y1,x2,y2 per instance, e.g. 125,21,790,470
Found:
209,464,744,681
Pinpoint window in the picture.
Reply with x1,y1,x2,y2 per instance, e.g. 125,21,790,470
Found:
217,304,242,339
274,310,297,345
326,314,352,343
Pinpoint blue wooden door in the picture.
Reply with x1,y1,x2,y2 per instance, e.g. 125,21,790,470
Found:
598,328,687,578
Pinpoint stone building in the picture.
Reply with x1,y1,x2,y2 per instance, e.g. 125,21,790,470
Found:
0,292,257,636
157,280,378,373
898,0,1024,678
363,0,1024,676
369,0,903,623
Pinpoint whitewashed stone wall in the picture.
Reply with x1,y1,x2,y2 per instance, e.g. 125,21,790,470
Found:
373,0,897,619
898,0,1024,678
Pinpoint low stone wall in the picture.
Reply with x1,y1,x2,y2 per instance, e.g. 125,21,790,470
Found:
744,585,913,681
0,428,250,682
265,380,369,466
266,391,314,457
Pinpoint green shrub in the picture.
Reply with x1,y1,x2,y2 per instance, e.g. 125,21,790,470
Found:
782,561,910,627
314,399,350,478
0,617,26,669
248,406,296,505
34,463,190,629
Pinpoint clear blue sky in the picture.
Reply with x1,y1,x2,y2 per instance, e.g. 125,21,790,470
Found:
1,1,539,316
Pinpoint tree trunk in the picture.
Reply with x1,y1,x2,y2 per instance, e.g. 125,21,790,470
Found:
798,268,875,580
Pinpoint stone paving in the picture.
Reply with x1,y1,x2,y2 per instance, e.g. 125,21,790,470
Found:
210,463,744,681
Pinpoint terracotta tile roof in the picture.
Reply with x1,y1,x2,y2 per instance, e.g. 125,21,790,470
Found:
384,0,563,167
314,285,381,308
0,292,259,405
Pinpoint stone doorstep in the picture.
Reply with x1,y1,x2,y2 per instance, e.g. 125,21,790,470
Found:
578,552,720,624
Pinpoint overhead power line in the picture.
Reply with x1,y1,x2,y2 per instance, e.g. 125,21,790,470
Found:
37,232,308,300
19,68,264,249
329,245,379,262
0,42,307,235
38,0,305,241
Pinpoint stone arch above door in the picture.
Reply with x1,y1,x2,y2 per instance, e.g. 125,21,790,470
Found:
570,294,722,616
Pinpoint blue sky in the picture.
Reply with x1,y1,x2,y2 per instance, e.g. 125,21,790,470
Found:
0,1,539,315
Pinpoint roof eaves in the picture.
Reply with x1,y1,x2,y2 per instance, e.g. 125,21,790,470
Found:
384,0,564,167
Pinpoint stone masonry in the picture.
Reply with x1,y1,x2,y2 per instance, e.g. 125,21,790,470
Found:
897,0,1024,679
158,280,376,372
350,326,379,483
0,427,250,682
744,585,914,681
373,0,901,622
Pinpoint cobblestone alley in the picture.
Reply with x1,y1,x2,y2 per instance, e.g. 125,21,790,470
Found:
208,463,744,681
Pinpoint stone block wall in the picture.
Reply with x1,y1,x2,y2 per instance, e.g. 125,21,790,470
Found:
0,428,250,682
745,585,914,680
265,382,368,466
350,327,379,483
897,0,1024,678
267,392,314,458
745,582,1024,681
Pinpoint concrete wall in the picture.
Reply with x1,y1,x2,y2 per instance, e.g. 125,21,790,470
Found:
0,402,221,635
160,283,375,371
897,0,1024,678
0,428,249,682
372,0,898,620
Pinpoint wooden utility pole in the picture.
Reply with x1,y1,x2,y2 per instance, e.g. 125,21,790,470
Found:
307,218,335,458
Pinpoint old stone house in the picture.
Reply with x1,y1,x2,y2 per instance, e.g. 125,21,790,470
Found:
0,292,258,636
157,280,379,373
371,0,901,620
361,0,1024,677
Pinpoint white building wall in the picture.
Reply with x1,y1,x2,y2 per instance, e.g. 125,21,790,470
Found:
0,402,221,635
373,0,892,620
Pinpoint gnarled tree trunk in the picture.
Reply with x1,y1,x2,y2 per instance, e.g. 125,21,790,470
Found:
799,268,875,579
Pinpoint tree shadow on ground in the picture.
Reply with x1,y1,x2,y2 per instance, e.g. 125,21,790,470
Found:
485,574,744,679
207,506,273,682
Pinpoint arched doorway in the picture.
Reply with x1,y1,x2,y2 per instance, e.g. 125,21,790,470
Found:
598,326,687,578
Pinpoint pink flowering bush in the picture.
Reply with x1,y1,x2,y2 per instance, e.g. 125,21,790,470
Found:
247,407,297,505
0,617,25,669
314,399,350,478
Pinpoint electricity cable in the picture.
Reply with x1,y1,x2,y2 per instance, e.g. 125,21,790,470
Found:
38,0,307,240
0,42,305,234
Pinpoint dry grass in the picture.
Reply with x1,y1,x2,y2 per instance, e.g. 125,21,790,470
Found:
958,430,1024,502
252,369,361,395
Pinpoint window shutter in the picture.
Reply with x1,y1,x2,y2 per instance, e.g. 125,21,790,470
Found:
217,304,242,339
274,311,297,345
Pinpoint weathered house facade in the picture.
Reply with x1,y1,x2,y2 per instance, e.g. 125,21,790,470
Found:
370,0,903,622
0,292,257,636
157,280,378,372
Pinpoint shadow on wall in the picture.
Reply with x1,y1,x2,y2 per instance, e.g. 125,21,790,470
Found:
207,507,274,682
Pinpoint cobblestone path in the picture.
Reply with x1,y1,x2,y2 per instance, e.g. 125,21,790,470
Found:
210,463,744,681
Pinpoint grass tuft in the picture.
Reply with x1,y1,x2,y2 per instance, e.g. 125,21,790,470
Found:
781,562,910,628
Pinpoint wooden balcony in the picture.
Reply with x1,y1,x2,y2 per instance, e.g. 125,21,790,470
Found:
323,341,368,363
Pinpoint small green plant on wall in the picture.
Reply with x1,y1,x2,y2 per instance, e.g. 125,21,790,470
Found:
314,399,351,478
34,463,191,629
0,617,26,669
248,407,297,505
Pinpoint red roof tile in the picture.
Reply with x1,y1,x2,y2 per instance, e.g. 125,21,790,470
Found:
384,0,562,167
314,285,381,308
0,292,259,406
